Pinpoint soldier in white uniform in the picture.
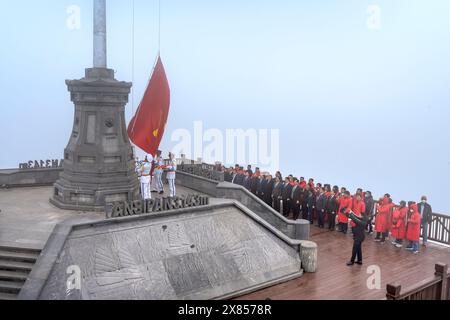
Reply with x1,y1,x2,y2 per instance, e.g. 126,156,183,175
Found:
139,156,152,200
166,152,177,197
154,150,165,195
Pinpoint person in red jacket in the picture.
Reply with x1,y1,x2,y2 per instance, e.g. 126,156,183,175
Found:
390,201,407,248
338,191,353,234
405,202,421,254
351,193,366,232
374,195,394,243
352,188,363,209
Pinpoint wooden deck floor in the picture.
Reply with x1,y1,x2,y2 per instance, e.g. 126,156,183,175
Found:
237,225,450,300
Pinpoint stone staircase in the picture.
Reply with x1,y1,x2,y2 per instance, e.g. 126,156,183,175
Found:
0,246,41,300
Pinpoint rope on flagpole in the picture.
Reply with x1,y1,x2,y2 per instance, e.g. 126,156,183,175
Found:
158,0,161,55
131,0,135,115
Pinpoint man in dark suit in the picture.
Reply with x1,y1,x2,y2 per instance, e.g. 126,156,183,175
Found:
292,179,304,220
250,169,260,195
306,186,316,224
272,176,283,213
246,165,253,177
364,191,375,234
224,167,233,182
233,168,244,185
257,174,267,200
243,171,252,191
327,189,339,231
263,174,274,206
417,196,433,246
315,187,328,228
281,177,293,217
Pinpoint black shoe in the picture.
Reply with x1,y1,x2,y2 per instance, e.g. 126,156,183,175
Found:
159,191,164,195
355,261,363,265
346,261,354,266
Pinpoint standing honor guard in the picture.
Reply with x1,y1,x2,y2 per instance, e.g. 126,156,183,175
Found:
150,157,158,193
139,156,152,200
154,150,165,194
166,152,177,197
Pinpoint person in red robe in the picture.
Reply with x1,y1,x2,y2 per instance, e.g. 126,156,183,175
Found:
351,193,366,230
405,202,421,254
338,191,353,234
390,201,408,248
352,188,363,209
374,195,394,243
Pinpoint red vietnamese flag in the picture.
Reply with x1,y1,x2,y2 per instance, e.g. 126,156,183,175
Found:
128,55,171,156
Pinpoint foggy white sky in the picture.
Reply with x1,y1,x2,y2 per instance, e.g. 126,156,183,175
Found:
0,0,449,213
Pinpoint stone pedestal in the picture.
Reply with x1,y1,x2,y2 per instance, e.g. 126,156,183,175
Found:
50,68,139,212
300,240,318,273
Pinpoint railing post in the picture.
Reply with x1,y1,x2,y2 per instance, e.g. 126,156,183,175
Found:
386,283,402,300
434,263,448,300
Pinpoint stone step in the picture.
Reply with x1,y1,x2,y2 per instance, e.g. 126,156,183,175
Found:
0,292,18,300
0,249,40,263
0,270,29,282
0,280,23,294
0,246,41,255
0,259,34,272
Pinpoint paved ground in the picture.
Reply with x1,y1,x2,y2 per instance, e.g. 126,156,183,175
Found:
0,184,221,250
238,225,450,300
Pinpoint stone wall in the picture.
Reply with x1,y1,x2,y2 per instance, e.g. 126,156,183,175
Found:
0,168,63,188
216,182,310,241
19,202,303,300
173,171,220,197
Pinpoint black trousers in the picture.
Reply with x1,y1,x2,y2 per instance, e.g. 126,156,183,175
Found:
317,209,325,227
367,217,374,232
339,222,348,234
273,198,281,213
292,203,301,220
351,240,363,263
282,199,291,216
301,203,308,220
328,212,336,230
375,232,388,241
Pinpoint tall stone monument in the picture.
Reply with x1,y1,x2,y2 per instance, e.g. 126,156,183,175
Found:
51,0,139,211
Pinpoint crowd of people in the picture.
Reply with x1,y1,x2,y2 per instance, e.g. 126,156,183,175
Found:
223,164,433,260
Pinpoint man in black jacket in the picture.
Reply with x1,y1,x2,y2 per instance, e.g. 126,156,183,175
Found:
233,168,245,185
256,174,267,199
344,209,368,266
364,191,375,234
243,172,252,191
281,177,293,217
250,172,259,195
327,189,339,231
417,196,433,246
315,187,327,228
292,179,304,220
272,176,283,213
224,167,233,182
306,186,316,224
263,175,274,206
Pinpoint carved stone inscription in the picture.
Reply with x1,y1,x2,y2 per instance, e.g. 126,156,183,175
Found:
39,206,301,300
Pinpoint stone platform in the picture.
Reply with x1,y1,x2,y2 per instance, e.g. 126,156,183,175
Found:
0,185,217,250
20,202,302,300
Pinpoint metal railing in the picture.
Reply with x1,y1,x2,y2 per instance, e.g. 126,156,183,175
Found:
426,212,450,246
